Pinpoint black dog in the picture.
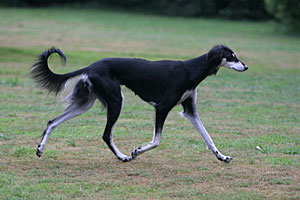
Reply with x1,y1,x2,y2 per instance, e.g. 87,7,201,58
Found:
31,45,247,163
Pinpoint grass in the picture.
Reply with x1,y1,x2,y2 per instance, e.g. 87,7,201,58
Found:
0,7,300,200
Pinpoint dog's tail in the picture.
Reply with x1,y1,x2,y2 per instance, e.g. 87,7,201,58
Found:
30,47,88,95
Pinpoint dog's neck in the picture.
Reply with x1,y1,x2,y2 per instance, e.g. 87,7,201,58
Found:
182,54,220,87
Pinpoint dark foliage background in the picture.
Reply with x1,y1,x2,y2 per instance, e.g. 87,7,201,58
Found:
2,0,300,32
265,0,300,32
0,0,269,20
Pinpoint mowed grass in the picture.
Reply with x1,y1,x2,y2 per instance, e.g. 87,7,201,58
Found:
0,7,300,199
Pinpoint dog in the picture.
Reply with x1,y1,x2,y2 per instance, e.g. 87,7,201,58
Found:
30,45,247,163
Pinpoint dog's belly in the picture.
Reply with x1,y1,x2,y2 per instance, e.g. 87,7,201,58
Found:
143,90,194,107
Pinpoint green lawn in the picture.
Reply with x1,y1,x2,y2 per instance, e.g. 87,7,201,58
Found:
0,7,299,199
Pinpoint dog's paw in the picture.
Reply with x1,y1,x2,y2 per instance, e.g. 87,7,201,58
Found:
215,151,233,163
217,156,232,163
36,145,43,157
131,148,139,159
116,154,134,162
223,156,233,163
131,146,143,159
118,156,133,162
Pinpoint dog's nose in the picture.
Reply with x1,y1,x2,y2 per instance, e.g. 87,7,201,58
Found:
244,65,248,71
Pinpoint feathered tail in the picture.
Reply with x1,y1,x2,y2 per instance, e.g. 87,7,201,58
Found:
30,47,87,95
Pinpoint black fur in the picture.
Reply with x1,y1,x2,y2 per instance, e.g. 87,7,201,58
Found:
30,45,227,105
32,45,244,162
30,47,86,95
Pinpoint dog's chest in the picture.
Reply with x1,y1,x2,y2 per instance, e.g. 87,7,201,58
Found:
178,90,194,104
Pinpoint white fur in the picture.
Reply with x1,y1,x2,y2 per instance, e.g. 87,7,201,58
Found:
60,74,92,108
111,92,132,161
148,101,157,106
180,90,232,162
178,90,194,104
132,127,162,157
109,125,131,160
221,58,247,72
38,95,96,154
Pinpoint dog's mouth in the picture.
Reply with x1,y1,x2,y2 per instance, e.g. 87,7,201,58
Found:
232,65,248,72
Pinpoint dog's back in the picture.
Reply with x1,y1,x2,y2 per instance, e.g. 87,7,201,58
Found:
88,58,189,103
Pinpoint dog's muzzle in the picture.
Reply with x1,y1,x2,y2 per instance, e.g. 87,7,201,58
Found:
222,60,248,72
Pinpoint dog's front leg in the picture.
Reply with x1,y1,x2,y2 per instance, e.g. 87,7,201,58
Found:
131,128,161,159
131,107,169,159
184,113,232,163
181,93,232,163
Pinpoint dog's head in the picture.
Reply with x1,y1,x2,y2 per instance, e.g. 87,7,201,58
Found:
207,45,248,73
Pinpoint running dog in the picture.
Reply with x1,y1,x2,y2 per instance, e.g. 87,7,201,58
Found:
30,45,248,163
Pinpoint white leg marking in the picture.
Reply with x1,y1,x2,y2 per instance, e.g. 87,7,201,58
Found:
182,113,232,163
131,127,162,158
38,111,79,155
37,96,96,156
182,113,217,150
106,92,133,162
181,90,232,163
109,125,132,161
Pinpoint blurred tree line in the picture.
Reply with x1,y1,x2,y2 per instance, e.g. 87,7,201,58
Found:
1,0,299,32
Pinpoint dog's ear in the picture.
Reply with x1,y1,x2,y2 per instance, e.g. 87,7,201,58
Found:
207,45,224,66
206,45,224,75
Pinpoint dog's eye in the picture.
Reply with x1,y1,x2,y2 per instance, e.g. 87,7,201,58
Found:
232,53,236,58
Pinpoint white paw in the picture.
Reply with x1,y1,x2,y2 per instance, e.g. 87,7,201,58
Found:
36,145,43,157
117,155,133,162
120,156,133,162
131,147,141,159
223,156,233,163
214,151,233,163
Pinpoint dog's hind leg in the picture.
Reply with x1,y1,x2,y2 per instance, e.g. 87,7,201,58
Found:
101,92,133,162
181,90,232,163
36,78,96,157
88,76,132,162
